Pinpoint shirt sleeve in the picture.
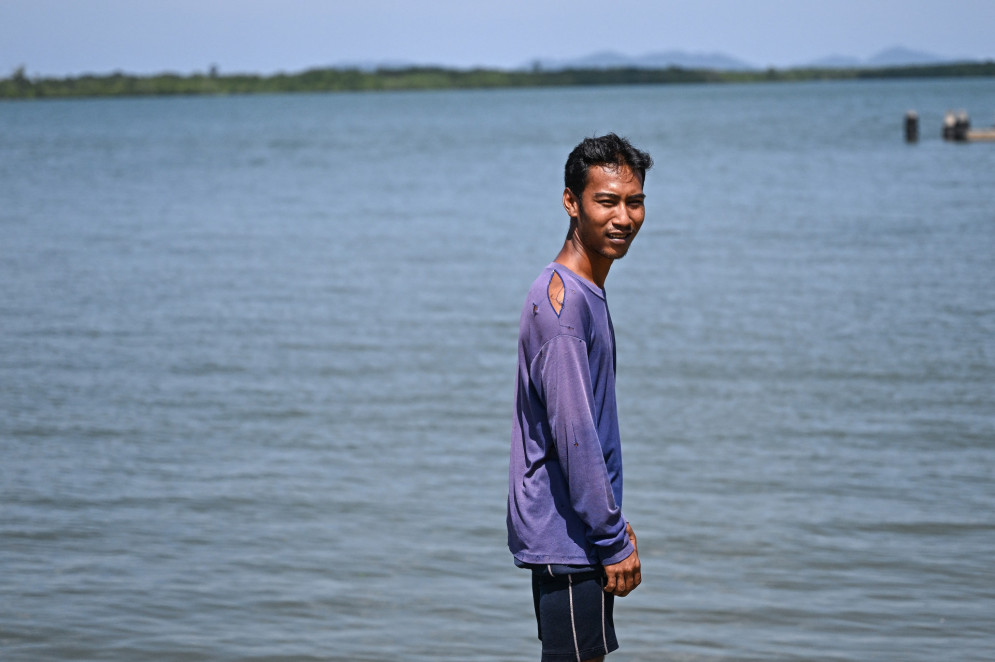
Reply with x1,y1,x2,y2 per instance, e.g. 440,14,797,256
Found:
531,333,633,565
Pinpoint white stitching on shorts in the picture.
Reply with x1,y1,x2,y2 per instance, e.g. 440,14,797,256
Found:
600,574,607,654
568,574,580,662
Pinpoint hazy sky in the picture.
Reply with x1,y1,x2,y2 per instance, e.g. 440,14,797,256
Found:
2,0,993,77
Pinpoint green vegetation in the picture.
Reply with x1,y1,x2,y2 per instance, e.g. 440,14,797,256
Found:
2,61,994,100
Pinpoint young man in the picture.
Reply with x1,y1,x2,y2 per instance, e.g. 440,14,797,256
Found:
508,133,653,662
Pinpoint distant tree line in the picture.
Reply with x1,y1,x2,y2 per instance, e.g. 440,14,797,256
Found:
2,61,993,100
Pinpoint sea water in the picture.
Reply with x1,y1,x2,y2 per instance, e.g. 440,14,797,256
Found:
1,78,993,661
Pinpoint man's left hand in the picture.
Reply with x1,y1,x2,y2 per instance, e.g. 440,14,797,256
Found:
603,523,641,597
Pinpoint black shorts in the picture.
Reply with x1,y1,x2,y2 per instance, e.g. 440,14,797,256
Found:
531,566,618,661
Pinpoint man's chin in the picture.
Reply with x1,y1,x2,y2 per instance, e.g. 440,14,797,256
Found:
600,247,631,261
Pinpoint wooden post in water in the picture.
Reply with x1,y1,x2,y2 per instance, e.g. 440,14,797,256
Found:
943,111,956,140
905,110,918,142
956,111,971,141
943,110,971,141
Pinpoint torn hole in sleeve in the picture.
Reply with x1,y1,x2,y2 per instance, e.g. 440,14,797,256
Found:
547,270,564,316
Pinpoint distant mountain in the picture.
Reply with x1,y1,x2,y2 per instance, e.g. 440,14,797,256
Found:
866,46,951,66
528,45,975,73
806,46,962,69
331,45,980,75
807,54,864,68
528,50,755,72
637,50,755,70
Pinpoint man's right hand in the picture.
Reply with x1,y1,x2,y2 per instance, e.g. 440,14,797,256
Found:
603,523,641,597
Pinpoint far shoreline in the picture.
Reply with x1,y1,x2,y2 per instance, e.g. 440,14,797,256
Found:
2,61,994,100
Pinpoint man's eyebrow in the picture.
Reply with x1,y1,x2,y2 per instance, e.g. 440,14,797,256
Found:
592,190,645,198
595,193,646,201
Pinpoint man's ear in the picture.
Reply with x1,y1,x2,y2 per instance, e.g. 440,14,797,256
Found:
563,187,580,218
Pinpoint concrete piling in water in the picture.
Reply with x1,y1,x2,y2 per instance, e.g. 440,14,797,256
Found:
943,111,956,140
956,111,970,141
905,110,918,142
943,110,971,141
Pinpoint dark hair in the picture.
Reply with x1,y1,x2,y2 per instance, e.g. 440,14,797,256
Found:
564,133,653,198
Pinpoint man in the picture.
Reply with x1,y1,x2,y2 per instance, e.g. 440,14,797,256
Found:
508,133,653,662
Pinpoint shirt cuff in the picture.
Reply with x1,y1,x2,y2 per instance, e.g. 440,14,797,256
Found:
597,537,634,566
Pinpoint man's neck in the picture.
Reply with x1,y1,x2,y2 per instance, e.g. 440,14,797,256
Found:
554,236,611,289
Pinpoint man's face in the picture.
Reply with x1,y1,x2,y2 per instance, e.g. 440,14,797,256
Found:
564,164,646,262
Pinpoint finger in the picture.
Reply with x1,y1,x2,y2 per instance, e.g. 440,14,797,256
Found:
617,572,638,596
615,574,630,596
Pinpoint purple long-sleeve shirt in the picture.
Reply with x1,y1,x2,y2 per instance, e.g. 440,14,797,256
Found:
507,263,633,567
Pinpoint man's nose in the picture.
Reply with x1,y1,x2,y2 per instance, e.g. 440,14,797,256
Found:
614,204,633,226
